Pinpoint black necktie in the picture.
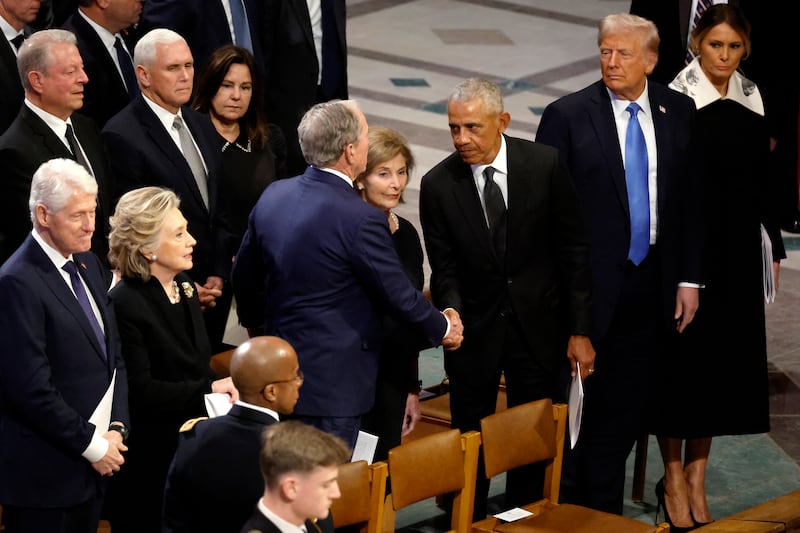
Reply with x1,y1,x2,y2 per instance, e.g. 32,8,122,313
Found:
10,34,25,51
65,124,92,174
114,36,139,100
483,166,507,263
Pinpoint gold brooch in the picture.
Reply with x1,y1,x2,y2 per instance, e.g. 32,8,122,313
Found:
181,282,195,299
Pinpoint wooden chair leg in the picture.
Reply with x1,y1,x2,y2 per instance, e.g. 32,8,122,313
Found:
631,433,648,503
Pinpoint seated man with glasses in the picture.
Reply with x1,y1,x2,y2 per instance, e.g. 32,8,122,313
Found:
163,336,308,533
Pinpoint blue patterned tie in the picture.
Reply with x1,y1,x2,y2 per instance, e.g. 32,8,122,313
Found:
229,0,253,52
625,103,650,265
63,260,107,359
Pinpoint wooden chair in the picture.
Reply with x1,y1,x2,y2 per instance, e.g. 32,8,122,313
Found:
692,519,784,532
722,488,800,532
209,348,235,378
472,399,669,533
385,429,480,533
330,460,388,533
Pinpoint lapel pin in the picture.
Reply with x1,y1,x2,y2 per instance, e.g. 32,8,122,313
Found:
80,262,87,269
659,105,666,114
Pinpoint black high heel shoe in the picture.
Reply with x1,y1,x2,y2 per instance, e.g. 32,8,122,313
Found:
655,478,696,532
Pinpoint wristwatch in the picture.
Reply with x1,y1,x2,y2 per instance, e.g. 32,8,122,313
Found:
108,423,129,443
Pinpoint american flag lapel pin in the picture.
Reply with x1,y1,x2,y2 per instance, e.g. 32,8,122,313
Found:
659,105,666,114
81,262,87,269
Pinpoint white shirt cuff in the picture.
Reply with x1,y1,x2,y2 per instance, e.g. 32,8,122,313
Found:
678,282,704,289
82,433,109,463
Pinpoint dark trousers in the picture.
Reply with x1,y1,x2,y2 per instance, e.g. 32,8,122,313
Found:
446,313,558,520
2,492,103,533
560,254,662,514
294,414,361,451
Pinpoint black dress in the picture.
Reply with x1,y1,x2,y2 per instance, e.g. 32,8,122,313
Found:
106,273,219,533
218,124,287,242
360,216,427,461
653,88,785,438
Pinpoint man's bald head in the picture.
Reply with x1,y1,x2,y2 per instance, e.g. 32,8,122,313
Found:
230,336,301,415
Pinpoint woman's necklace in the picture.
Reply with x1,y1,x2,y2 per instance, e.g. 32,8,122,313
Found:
389,211,399,233
221,138,252,153
167,280,181,304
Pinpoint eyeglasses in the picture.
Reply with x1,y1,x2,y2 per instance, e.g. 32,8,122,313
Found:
267,369,304,385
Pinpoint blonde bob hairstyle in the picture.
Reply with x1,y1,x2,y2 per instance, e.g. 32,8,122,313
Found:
354,126,415,203
108,187,181,281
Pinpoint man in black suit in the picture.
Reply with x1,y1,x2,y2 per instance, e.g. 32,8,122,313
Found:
102,28,234,349
238,421,348,533
0,158,129,533
138,0,264,79
535,13,702,515
419,78,594,519
0,28,114,265
163,336,303,533
62,0,142,128
0,0,40,134
261,0,348,176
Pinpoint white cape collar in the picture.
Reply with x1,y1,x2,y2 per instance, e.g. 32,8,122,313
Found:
669,57,763,116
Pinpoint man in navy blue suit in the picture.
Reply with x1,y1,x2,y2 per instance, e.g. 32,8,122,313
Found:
0,158,129,533
535,13,702,515
232,100,463,448
163,336,305,533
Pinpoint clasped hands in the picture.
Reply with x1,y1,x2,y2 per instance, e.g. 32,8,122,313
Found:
442,308,464,351
196,276,224,311
91,425,128,477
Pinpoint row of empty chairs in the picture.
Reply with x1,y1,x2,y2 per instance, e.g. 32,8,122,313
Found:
333,398,669,533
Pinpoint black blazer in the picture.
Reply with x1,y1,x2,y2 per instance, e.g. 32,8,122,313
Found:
536,80,703,339
102,95,234,281
137,0,264,74
0,238,128,507
260,0,348,175
0,105,114,265
62,12,134,129
238,507,334,533
419,135,592,375
0,35,24,134
163,405,278,533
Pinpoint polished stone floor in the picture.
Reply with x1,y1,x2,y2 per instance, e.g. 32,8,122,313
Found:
342,0,800,528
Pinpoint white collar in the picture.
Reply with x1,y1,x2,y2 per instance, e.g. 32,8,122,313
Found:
31,228,75,266
257,499,306,533
606,83,653,119
669,57,763,116
0,15,22,42
142,94,185,131
316,166,354,188
234,400,279,420
78,9,120,51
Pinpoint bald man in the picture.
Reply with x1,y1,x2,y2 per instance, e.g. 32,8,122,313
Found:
163,337,308,533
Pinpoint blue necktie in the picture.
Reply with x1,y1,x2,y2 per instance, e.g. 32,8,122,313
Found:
114,36,139,100
63,260,107,359
229,0,253,52
625,103,650,265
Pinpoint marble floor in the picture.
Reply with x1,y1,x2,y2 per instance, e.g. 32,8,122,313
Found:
342,0,800,528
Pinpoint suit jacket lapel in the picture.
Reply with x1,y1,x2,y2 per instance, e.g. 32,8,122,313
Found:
72,14,127,96
21,106,73,159
29,242,107,364
137,98,209,212
450,162,499,267
587,82,629,216
504,136,530,263
649,87,671,223
291,0,316,55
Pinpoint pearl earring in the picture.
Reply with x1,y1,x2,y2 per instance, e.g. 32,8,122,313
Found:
151,254,157,261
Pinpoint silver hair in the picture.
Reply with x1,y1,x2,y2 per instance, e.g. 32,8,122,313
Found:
449,78,504,115
29,158,98,223
134,28,188,68
297,100,363,167
17,29,78,92
598,13,660,54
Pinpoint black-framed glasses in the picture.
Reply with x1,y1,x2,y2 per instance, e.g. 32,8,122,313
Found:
267,369,304,385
